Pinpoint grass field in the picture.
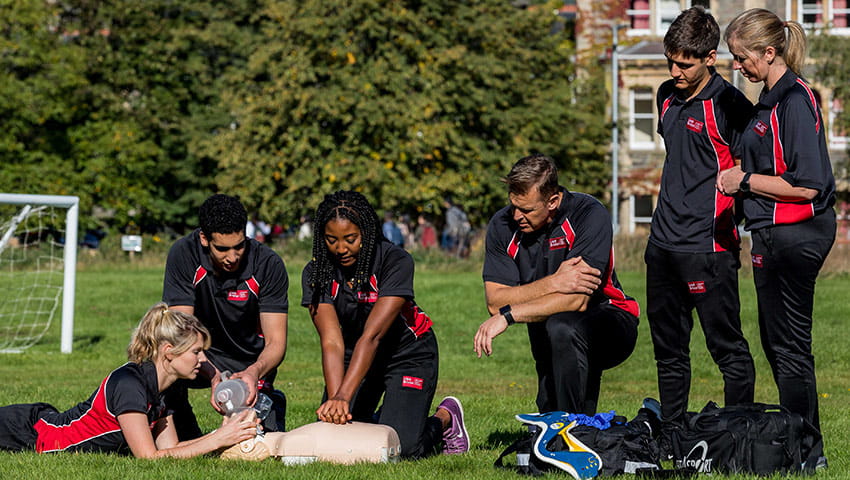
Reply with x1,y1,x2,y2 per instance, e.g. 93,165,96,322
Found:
0,249,848,479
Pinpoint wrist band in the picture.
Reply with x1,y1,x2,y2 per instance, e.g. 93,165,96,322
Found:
499,304,516,326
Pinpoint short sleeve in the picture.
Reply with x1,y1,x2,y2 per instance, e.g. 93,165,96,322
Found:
257,248,288,314
563,196,612,274
105,369,149,416
162,236,197,308
778,93,829,192
375,245,414,298
482,210,521,286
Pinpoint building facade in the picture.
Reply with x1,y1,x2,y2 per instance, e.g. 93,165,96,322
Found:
574,0,848,234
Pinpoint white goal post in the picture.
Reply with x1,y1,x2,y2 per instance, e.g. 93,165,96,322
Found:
0,193,78,353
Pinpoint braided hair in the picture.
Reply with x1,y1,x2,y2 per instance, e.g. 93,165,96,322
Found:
308,191,384,305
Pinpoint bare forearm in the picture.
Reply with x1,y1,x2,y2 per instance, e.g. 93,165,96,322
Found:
334,337,380,400
485,279,554,315
509,292,589,323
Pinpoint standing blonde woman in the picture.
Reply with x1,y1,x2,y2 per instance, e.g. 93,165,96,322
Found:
717,8,835,469
0,303,258,457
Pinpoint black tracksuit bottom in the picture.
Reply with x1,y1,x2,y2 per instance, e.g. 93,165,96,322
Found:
645,243,756,425
527,303,638,415
751,209,835,456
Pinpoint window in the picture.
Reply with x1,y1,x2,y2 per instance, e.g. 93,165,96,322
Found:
627,0,712,36
793,0,850,31
629,195,654,233
630,88,656,150
832,0,850,29
627,0,651,34
657,0,681,33
830,97,847,149
799,0,825,28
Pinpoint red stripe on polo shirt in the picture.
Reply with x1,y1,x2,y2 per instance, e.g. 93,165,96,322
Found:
601,248,640,318
192,266,207,288
400,301,433,338
703,99,739,252
770,105,814,224
660,94,674,122
34,376,122,453
507,232,520,259
560,219,575,249
246,276,260,297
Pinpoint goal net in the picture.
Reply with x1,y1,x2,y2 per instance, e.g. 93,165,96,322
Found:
0,194,78,353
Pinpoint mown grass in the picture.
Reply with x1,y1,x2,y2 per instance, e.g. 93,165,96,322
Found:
0,242,848,479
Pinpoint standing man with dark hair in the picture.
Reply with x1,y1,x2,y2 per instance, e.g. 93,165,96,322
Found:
474,154,640,415
647,6,756,446
162,194,288,439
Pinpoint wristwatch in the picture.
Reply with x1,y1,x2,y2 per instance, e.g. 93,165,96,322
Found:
739,172,753,193
499,304,516,326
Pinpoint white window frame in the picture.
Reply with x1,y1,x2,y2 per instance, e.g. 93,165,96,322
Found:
629,88,657,150
656,0,682,35
626,0,711,37
790,0,850,33
627,0,652,36
629,194,654,233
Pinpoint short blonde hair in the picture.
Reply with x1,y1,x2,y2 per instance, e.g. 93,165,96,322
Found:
127,302,211,363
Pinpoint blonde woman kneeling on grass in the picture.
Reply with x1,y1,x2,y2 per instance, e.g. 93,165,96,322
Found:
0,302,258,457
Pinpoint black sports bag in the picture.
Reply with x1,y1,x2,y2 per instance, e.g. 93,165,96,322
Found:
670,402,822,476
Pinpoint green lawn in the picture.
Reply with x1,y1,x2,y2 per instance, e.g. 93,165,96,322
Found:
0,258,848,479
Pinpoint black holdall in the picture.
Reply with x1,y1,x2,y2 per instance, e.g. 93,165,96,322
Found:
495,410,662,478
670,402,822,476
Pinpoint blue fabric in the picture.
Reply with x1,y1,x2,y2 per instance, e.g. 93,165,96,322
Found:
564,411,617,430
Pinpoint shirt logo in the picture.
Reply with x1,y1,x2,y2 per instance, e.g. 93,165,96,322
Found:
227,290,249,301
686,117,704,133
402,376,423,390
753,121,768,136
549,236,567,250
752,254,764,268
688,281,706,294
356,291,379,303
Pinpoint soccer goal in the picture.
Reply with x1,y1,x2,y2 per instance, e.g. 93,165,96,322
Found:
0,194,78,353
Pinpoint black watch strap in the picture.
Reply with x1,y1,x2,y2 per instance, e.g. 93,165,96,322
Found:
499,304,516,326
740,172,753,193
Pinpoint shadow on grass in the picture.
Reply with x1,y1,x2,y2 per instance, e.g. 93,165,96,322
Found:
72,334,104,350
480,428,526,450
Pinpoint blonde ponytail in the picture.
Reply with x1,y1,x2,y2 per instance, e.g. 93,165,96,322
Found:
725,8,808,76
127,302,211,363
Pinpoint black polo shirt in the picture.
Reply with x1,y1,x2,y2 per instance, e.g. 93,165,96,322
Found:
650,69,753,253
301,240,433,354
483,188,639,317
738,69,836,230
34,362,167,453
163,229,289,361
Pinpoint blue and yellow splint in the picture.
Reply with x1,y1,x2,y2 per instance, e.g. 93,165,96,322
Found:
516,412,602,479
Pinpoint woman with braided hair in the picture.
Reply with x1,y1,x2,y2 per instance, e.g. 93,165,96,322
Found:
0,302,258,457
301,190,469,458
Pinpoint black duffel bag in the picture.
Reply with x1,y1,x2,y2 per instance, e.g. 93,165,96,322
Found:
670,402,822,476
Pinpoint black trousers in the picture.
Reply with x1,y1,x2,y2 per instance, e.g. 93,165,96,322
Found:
0,403,55,451
165,351,286,441
527,303,638,415
751,209,835,443
339,331,441,459
645,243,756,424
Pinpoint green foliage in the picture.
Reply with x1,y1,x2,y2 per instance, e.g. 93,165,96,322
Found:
1,0,611,231
810,34,850,192
202,0,611,225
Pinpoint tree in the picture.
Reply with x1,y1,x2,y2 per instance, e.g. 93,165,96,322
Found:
205,0,611,225
810,34,850,195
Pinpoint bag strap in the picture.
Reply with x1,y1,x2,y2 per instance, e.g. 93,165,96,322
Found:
494,435,546,477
